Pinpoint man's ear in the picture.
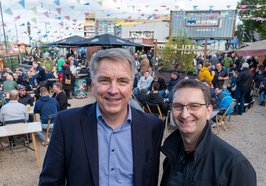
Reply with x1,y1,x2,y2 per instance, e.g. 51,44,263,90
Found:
206,104,213,120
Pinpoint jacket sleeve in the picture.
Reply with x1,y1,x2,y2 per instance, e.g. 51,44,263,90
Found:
39,114,66,186
206,71,215,82
228,159,257,186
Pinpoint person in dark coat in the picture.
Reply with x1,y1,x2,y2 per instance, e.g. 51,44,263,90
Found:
147,82,168,116
62,60,72,99
52,82,69,111
234,62,253,115
161,79,256,186
149,72,167,97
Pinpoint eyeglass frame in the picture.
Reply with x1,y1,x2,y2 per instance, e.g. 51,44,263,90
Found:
172,103,208,112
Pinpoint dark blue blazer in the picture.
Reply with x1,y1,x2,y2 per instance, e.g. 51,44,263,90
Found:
39,102,164,186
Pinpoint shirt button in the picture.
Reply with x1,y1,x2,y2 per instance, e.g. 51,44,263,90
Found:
111,149,115,152
111,168,114,171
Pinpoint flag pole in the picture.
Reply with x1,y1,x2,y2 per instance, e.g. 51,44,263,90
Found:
0,1,8,55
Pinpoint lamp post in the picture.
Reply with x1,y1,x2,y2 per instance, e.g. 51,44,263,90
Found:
27,21,31,46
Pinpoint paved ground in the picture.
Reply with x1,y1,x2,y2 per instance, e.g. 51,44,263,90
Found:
0,93,265,186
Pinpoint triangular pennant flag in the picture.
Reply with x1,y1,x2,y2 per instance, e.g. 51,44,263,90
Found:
31,7,37,14
209,5,214,10
56,8,61,14
97,1,102,6
19,0,25,8
43,11,49,18
59,21,64,26
65,16,70,21
14,15,21,21
4,8,13,16
69,6,75,9
31,17,37,24
227,5,231,9
53,0,60,6
193,5,198,10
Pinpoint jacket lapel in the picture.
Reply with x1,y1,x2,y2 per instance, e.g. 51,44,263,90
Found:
80,103,99,186
131,109,146,185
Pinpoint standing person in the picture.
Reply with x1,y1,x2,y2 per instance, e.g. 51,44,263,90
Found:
52,82,69,111
32,61,47,88
39,48,164,186
234,62,253,115
57,55,65,82
160,79,256,186
62,60,72,99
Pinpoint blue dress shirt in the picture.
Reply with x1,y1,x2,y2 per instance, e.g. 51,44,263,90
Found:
96,104,133,186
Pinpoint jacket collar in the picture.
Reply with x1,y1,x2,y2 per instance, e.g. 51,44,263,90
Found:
80,103,146,186
161,122,212,164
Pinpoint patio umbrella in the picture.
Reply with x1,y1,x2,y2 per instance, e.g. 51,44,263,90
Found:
73,33,142,47
43,35,86,47
237,40,266,56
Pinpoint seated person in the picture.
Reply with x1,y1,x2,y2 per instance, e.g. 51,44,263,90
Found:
52,82,69,111
133,71,153,96
34,87,59,144
0,90,29,146
18,85,34,107
146,82,168,116
213,85,233,121
148,72,167,97
3,75,17,93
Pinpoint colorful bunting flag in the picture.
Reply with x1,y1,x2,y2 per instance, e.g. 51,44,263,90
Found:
43,11,49,18
97,1,103,6
14,16,21,21
19,0,25,8
4,8,13,16
56,8,61,14
65,16,70,21
31,17,37,24
53,0,60,6
31,7,37,14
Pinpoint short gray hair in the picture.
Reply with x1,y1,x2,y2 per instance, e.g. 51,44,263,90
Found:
90,48,136,80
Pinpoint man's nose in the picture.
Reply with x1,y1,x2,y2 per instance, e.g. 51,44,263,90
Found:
108,82,119,94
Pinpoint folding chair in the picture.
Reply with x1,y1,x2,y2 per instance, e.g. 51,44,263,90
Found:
43,114,57,147
214,102,236,134
146,102,170,138
132,94,146,112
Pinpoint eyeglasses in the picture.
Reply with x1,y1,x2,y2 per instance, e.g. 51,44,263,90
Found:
172,103,207,112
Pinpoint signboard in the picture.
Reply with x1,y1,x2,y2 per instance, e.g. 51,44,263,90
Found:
185,11,220,27
170,10,237,39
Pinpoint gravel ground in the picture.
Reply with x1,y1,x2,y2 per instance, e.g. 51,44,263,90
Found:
0,93,265,186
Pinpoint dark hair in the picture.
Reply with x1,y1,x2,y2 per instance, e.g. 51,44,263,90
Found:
152,82,160,91
172,79,211,105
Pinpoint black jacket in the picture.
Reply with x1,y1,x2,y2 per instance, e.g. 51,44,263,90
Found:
39,103,164,186
52,91,68,111
236,68,253,93
161,123,256,186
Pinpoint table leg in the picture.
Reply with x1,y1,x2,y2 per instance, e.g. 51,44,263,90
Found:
31,133,40,169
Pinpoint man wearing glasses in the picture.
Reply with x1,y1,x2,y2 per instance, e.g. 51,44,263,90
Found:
160,79,256,186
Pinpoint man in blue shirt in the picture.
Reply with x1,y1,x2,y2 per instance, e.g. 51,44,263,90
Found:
39,48,164,186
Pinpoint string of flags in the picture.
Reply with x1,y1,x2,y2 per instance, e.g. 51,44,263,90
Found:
1,0,266,43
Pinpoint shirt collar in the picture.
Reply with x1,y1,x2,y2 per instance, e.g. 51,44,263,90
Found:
96,102,132,128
